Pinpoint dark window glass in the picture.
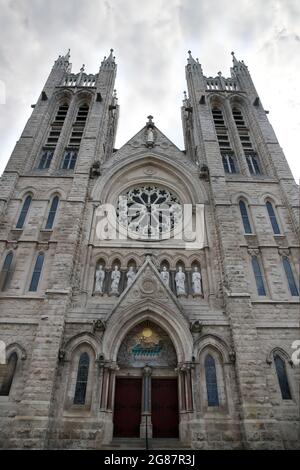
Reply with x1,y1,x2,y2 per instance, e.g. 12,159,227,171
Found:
222,154,236,174
246,155,261,175
74,352,90,405
45,196,59,230
252,256,266,296
222,155,229,173
16,195,32,229
205,354,219,407
252,156,260,174
38,149,54,169
62,150,77,170
282,257,299,296
0,352,18,396
228,155,236,173
239,200,252,234
1,252,14,291
29,253,44,292
274,354,292,400
266,201,280,234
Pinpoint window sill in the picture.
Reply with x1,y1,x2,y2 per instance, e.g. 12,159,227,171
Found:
0,396,9,402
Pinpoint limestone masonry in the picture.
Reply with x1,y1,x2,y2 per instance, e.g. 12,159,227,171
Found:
0,49,299,449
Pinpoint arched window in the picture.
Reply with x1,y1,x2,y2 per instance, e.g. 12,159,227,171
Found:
232,107,262,175
16,195,32,229
212,107,237,174
0,251,14,291
251,255,266,296
61,104,89,170
239,200,252,234
0,352,18,396
205,354,219,407
222,154,236,174
282,257,299,296
29,253,44,292
266,201,280,234
74,352,90,405
274,354,292,400
38,103,69,169
45,196,59,230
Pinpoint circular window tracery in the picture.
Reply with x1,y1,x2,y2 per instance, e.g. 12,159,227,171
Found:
118,185,182,240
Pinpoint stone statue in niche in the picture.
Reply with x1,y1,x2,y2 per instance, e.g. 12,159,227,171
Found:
146,127,154,147
160,266,170,287
192,266,202,296
111,265,121,295
127,266,136,287
95,264,105,294
147,127,154,142
175,266,186,296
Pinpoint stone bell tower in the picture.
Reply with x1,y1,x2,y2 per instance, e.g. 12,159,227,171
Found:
0,49,119,448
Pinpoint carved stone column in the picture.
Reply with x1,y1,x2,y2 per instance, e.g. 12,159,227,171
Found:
140,365,152,439
178,363,194,412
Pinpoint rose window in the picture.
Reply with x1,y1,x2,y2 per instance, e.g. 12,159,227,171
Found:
118,185,182,239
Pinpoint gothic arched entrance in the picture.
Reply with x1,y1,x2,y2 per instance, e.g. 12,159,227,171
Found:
113,321,179,439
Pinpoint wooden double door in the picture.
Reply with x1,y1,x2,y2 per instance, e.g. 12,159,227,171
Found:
113,377,179,438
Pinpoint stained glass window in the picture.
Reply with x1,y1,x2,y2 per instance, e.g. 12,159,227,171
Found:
252,256,266,296
239,200,252,234
282,257,299,296
274,354,292,400
266,201,280,234
1,251,14,291
45,196,59,230
16,195,32,229
74,352,90,405
205,354,219,407
29,253,44,292
119,185,181,240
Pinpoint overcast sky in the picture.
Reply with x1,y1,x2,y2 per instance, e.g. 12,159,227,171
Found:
0,0,299,181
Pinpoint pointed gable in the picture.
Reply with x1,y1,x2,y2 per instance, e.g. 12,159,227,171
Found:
106,123,185,164
109,256,184,318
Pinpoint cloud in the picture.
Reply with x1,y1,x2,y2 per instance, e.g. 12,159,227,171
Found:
0,0,299,180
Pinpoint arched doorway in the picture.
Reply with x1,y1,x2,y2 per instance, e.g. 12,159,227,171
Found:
113,321,179,439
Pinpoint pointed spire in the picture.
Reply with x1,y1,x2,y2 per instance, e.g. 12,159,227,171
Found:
54,49,71,69
187,50,197,65
231,51,239,66
231,51,248,69
107,48,115,62
101,49,116,69
64,49,71,61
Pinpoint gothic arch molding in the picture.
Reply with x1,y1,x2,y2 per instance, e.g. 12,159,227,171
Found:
266,347,293,366
102,299,193,363
194,334,232,363
92,153,208,205
6,342,27,360
63,332,101,361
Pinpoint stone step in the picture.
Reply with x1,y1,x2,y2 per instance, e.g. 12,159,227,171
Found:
101,438,191,450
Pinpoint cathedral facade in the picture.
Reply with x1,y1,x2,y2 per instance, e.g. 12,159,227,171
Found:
0,49,299,449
